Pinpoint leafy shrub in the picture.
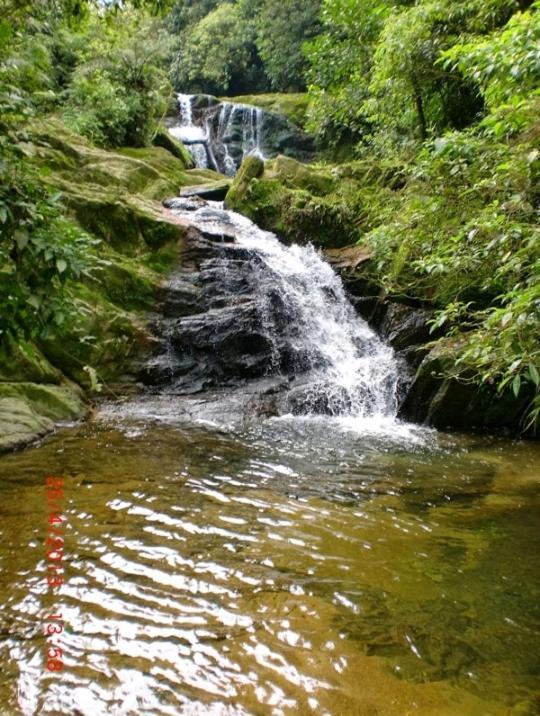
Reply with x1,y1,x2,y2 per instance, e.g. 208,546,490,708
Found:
0,145,100,342
62,14,172,147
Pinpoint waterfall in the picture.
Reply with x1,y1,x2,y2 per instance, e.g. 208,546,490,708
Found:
169,93,210,169
242,106,264,159
167,94,268,176
153,199,401,424
216,102,239,176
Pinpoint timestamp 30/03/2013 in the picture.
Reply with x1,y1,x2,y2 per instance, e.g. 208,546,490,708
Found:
44,475,65,673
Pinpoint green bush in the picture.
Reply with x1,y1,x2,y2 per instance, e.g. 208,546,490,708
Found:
62,14,172,148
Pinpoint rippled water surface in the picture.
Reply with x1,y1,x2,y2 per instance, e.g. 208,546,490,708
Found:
0,407,539,715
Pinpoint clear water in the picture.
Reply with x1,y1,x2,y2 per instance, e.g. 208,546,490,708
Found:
0,412,538,715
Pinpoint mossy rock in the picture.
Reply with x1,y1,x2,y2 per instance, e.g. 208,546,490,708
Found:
27,118,221,203
152,126,194,168
46,178,187,253
224,155,265,213
222,93,311,129
0,382,86,453
88,248,161,311
267,155,336,195
180,179,232,201
42,284,154,387
0,340,62,384
225,155,356,247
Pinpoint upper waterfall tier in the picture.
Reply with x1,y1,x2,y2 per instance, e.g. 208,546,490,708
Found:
167,94,314,176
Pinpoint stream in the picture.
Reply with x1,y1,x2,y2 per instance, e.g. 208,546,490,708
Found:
0,203,539,715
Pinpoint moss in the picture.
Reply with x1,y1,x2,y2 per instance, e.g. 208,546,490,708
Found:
268,155,336,195
42,282,153,387
143,241,182,274
0,382,86,453
222,93,311,128
225,155,358,246
89,248,160,310
279,190,358,248
152,126,194,168
116,146,193,198
0,340,62,384
224,155,265,214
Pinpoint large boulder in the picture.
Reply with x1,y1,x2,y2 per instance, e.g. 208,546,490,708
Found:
222,93,311,129
224,155,357,248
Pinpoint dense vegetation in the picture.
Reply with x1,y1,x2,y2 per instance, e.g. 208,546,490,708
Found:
303,0,539,430
0,0,538,433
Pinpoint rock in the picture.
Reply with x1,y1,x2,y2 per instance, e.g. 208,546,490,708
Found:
224,155,265,212
0,339,62,384
222,93,311,129
271,155,335,195
224,155,357,248
0,383,87,453
399,340,533,432
378,303,434,352
179,179,231,201
170,94,315,175
152,127,194,167
324,245,373,272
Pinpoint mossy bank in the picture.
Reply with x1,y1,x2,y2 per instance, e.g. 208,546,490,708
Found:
0,119,227,452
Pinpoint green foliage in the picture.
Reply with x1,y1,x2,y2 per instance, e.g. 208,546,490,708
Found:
0,152,101,342
62,13,173,147
244,0,321,91
305,0,395,147
306,0,533,150
170,3,260,94
169,0,321,94
442,1,540,108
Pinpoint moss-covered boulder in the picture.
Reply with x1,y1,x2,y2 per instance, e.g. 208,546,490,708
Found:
152,126,194,167
26,117,223,202
0,382,86,453
224,155,265,213
225,155,358,247
0,340,62,384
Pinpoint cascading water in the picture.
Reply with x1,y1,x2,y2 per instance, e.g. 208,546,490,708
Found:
169,93,210,169
242,105,264,159
168,94,266,176
152,198,402,426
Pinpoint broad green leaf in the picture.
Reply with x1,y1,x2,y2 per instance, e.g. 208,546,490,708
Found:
528,363,540,386
14,229,29,250
27,295,41,309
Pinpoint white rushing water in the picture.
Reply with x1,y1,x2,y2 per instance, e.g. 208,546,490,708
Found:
169,94,266,175
169,200,402,426
169,93,209,169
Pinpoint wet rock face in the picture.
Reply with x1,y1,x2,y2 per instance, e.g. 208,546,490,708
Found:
139,221,299,393
139,198,401,423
